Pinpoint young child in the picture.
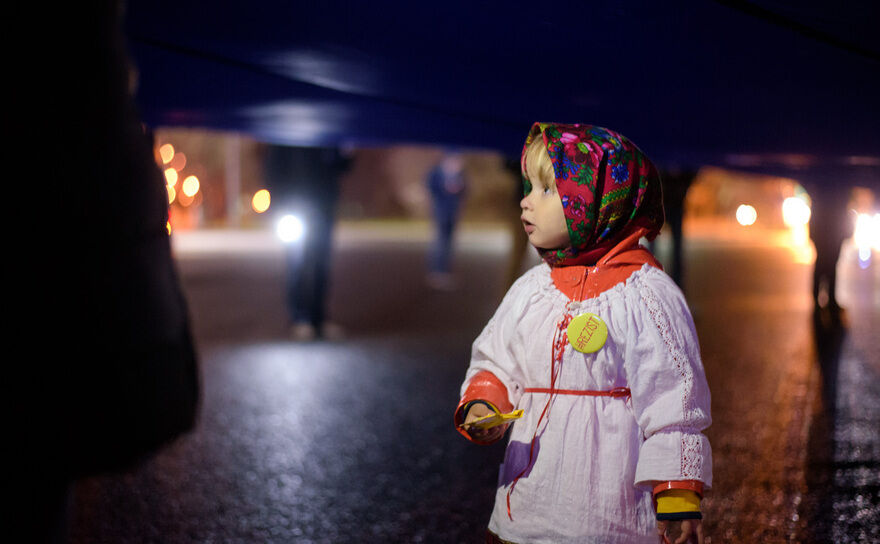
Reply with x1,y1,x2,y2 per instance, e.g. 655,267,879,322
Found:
455,123,712,543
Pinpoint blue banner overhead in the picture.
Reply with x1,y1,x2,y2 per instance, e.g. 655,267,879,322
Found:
124,1,880,184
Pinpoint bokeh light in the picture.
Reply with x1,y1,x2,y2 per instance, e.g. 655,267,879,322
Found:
276,214,305,243
167,184,177,204
159,143,175,164
164,168,179,187
169,151,187,171
853,213,880,267
782,196,811,227
182,175,200,197
736,204,758,226
252,189,271,213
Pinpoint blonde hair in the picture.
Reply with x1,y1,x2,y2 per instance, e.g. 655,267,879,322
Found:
523,135,555,190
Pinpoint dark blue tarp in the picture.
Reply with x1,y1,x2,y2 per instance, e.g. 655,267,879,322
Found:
124,1,880,185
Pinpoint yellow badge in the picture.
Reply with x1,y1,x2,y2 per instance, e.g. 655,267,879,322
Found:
566,313,608,353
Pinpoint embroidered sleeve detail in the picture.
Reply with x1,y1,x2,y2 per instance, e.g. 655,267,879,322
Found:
680,432,704,480
637,277,707,481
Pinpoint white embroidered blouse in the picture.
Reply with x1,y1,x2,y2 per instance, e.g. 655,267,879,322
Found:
461,262,712,543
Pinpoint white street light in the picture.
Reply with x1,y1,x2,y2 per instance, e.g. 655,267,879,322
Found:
276,213,305,243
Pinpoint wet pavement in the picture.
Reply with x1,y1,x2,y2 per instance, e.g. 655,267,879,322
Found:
68,222,879,543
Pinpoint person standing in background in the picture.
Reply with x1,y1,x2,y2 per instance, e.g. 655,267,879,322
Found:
264,145,352,340
806,181,853,316
426,153,468,290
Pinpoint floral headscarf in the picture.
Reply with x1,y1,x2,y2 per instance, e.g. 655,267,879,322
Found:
522,122,665,266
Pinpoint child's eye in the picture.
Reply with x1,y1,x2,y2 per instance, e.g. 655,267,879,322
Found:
542,185,554,195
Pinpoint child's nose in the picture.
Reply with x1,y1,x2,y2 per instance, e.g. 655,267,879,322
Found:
520,194,531,210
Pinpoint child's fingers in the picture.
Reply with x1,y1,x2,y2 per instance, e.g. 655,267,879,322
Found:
466,427,488,439
473,426,498,440
675,527,690,544
468,424,504,442
656,520,668,542
694,521,705,544
674,520,702,544
464,404,495,423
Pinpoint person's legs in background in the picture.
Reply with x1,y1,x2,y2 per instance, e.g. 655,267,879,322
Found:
427,209,457,290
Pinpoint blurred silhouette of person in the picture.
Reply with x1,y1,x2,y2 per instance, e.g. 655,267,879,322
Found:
426,153,468,290
264,144,352,340
503,157,531,291
660,167,697,288
11,2,200,542
806,182,853,315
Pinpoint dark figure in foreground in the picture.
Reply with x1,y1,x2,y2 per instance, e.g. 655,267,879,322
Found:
12,2,200,542
426,153,468,290
264,145,352,340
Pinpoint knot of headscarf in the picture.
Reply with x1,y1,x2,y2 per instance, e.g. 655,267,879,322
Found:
522,122,665,267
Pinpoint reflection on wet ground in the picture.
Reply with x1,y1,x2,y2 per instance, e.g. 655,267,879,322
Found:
69,225,879,543
801,262,880,543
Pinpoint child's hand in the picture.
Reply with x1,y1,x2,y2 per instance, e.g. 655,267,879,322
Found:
657,519,704,544
464,403,506,443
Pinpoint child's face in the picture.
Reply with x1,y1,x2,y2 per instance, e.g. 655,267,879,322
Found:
520,172,569,250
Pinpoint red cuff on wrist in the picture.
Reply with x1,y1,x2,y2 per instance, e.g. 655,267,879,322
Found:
454,371,512,444
652,480,704,499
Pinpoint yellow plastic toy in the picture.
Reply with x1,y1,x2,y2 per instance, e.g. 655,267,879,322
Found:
459,408,524,430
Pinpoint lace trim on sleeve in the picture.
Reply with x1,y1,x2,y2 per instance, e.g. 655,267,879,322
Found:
637,276,704,480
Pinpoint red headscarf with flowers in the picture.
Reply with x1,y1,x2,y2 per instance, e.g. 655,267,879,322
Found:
522,122,665,267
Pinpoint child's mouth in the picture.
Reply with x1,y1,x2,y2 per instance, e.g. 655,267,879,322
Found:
521,218,535,234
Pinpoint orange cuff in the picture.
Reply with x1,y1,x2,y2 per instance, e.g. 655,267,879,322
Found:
652,480,704,499
454,370,512,444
